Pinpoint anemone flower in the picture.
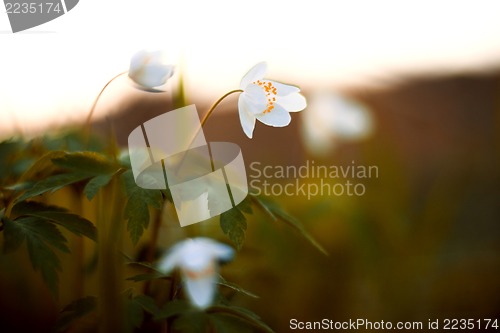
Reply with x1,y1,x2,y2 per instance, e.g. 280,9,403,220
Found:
238,62,307,138
128,50,175,90
158,237,234,309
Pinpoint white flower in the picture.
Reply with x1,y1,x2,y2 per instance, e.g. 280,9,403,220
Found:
302,91,374,156
238,62,307,138
158,237,234,309
128,50,175,90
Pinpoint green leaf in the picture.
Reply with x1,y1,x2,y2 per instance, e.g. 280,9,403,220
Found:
218,275,258,298
54,296,97,332
133,294,160,316
2,217,25,253
220,207,247,250
12,201,97,242
122,170,163,209
208,306,274,333
18,150,66,183
125,296,145,329
126,272,167,282
252,195,328,255
236,196,253,214
84,173,113,200
51,151,117,175
16,172,91,203
4,217,69,295
125,192,150,245
122,170,163,245
172,312,209,333
154,300,192,320
124,260,164,274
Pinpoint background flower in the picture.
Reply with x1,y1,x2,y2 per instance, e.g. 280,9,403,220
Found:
301,91,374,156
158,238,234,309
128,50,175,90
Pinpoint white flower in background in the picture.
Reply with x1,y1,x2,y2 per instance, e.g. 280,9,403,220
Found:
128,50,175,90
302,91,374,156
158,237,234,309
238,62,307,138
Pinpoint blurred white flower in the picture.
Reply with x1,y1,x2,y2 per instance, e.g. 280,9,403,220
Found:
302,91,374,156
128,50,175,90
238,62,307,138
158,237,234,309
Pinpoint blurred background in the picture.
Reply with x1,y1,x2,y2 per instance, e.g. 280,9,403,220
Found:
1,1,500,332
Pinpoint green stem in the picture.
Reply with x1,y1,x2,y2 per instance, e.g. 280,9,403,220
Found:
84,71,127,146
200,89,243,127
174,89,243,174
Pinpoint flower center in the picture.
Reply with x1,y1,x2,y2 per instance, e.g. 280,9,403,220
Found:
184,262,215,280
253,80,277,113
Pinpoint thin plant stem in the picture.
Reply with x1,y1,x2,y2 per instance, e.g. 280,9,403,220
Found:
146,89,243,265
175,89,243,173
200,89,243,127
84,71,127,144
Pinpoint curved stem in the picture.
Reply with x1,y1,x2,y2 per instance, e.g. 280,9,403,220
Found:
200,89,243,127
85,71,128,129
174,89,243,176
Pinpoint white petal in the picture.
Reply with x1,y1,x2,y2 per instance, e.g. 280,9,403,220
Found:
241,84,268,115
268,80,300,96
157,243,184,274
183,272,216,309
255,104,291,127
276,93,307,112
130,64,174,88
238,96,257,138
209,242,234,261
129,50,174,89
240,62,267,89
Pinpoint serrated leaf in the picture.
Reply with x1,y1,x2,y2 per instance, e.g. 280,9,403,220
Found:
122,170,163,208
2,217,25,253
153,300,192,320
122,170,163,244
16,172,91,203
218,275,258,298
51,151,117,175
84,173,113,200
208,306,274,333
4,217,69,295
125,192,150,245
54,296,97,333
18,150,66,183
220,207,247,250
252,195,328,255
12,201,97,242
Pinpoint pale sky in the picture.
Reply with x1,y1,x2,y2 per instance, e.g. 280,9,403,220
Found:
1,0,500,136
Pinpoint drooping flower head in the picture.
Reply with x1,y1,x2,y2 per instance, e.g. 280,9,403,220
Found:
128,50,175,90
238,62,307,138
158,238,234,309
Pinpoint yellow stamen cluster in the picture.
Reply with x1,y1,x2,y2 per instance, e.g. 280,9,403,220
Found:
254,80,278,113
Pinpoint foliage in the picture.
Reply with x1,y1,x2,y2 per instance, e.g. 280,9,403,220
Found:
0,132,323,332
